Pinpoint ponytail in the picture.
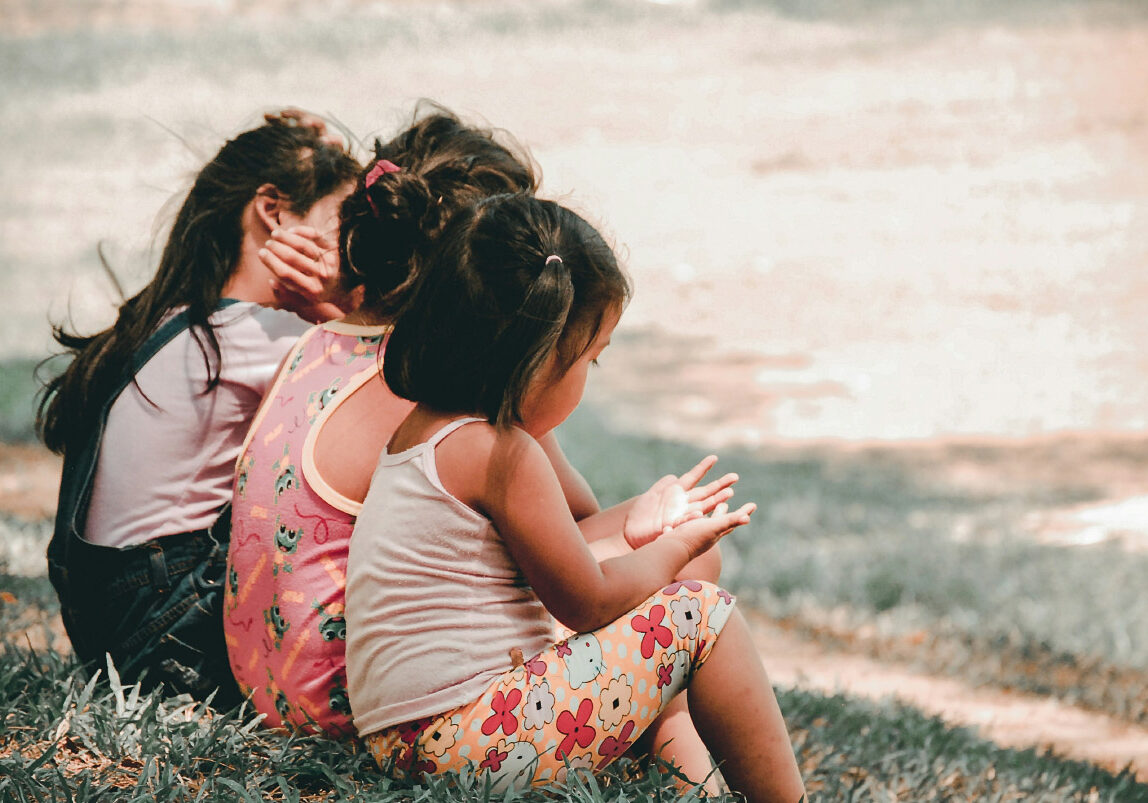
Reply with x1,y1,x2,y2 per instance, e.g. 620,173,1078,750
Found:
340,162,442,316
383,194,630,429
489,252,574,427
335,106,537,319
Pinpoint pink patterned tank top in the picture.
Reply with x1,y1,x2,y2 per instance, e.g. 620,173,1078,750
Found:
224,320,390,737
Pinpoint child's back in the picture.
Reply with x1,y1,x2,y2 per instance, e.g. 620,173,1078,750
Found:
347,416,553,735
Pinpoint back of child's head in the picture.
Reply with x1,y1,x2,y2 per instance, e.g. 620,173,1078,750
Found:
338,105,538,317
167,115,360,299
37,113,359,457
384,193,631,428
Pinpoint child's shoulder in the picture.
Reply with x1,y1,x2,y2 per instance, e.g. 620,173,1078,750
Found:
432,418,547,476
429,418,546,512
391,411,530,456
438,418,537,458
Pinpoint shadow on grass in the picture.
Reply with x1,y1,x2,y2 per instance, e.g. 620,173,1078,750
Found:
559,403,1148,721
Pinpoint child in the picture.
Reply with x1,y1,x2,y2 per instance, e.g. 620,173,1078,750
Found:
224,108,542,737
36,111,360,707
346,194,806,801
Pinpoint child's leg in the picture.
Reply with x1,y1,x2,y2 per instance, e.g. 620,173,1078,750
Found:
688,608,805,803
365,582,762,792
634,546,724,793
635,694,720,793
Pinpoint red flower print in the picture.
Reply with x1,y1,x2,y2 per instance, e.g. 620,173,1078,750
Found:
663,580,703,594
632,605,674,659
396,717,432,745
525,654,548,677
481,688,522,736
555,640,572,658
596,720,637,769
657,663,674,689
555,698,597,760
395,746,436,776
717,588,733,604
480,746,508,771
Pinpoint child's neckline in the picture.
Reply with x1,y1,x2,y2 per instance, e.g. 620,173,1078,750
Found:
383,415,486,459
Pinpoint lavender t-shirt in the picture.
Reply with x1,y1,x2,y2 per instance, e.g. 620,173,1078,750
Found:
84,302,308,548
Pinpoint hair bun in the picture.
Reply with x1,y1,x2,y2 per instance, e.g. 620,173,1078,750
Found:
341,169,441,312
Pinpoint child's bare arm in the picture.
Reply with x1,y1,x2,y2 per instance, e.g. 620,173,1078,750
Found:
447,428,750,633
537,431,599,520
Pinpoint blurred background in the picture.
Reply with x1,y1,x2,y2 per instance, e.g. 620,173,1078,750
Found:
2,0,1148,782
2,0,1146,446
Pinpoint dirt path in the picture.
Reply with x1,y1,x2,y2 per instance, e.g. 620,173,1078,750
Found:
747,614,1148,780
3,444,1145,780
0,443,61,522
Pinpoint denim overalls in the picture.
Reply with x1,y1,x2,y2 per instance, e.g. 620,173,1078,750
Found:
46,302,243,709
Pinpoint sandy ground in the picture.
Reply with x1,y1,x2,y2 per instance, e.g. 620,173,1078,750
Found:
747,613,1148,780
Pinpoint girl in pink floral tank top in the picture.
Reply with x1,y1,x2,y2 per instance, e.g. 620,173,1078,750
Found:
225,320,391,736
223,108,545,738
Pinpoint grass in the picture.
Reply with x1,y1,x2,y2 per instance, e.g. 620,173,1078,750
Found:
2,402,1148,798
2,403,1148,796
2,388,1147,796
0,359,41,444
0,631,1144,802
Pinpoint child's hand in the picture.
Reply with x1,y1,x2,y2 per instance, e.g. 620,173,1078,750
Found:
623,455,738,550
260,226,353,322
265,108,346,149
663,501,756,561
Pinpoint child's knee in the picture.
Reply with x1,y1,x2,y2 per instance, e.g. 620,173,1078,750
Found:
635,580,737,652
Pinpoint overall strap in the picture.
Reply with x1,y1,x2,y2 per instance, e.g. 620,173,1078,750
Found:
53,299,244,546
130,298,241,374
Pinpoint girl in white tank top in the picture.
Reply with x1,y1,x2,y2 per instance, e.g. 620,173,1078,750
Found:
346,195,805,802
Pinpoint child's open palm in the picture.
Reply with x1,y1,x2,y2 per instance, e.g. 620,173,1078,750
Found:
623,455,739,549
660,499,756,562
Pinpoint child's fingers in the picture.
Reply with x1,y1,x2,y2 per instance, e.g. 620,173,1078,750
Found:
710,502,756,537
677,455,718,490
264,235,338,285
260,247,326,298
270,228,329,263
668,502,755,556
685,472,738,504
688,486,734,516
280,224,339,251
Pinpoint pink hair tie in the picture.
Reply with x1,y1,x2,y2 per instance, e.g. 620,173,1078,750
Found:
365,159,401,216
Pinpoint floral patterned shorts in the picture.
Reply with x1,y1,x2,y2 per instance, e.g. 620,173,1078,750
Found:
364,581,736,791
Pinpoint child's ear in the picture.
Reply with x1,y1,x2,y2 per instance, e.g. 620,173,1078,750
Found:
252,183,284,232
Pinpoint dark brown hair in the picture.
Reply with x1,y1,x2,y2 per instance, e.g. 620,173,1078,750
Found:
337,106,538,318
37,114,360,456
383,194,631,428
